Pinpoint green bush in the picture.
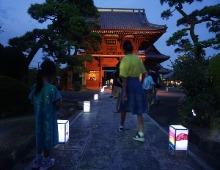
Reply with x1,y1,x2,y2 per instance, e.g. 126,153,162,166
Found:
0,76,31,118
73,81,82,91
210,116,220,135
0,46,27,81
209,53,220,105
172,56,211,97
178,91,219,127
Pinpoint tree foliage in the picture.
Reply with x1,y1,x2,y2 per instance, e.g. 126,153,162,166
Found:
9,0,102,69
160,0,220,58
208,53,220,104
172,55,211,97
0,44,27,81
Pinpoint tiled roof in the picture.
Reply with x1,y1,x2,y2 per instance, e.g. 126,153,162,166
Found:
162,72,174,78
146,45,170,62
97,8,166,30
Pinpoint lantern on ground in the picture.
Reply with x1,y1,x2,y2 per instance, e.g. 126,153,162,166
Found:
100,87,104,92
57,120,69,144
100,85,107,92
83,101,90,112
94,94,98,100
169,125,188,151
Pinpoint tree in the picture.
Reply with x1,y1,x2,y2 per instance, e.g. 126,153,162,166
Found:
172,55,210,97
0,44,27,81
9,0,102,68
160,0,220,59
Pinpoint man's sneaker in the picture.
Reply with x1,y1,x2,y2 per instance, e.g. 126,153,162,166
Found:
40,157,55,170
133,133,145,142
32,155,43,169
119,125,124,131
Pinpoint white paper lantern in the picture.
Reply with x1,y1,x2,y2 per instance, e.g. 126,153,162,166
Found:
169,125,188,151
83,101,90,112
100,88,104,92
100,85,107,92
94,94,98,100
57,120,69,144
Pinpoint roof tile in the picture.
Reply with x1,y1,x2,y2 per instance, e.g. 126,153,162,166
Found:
97,8,166,30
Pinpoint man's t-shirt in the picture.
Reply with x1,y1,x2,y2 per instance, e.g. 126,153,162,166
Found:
120,54,146,77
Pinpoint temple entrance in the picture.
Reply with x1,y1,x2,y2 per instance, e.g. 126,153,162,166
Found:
103,67,115,86
84,8,168,89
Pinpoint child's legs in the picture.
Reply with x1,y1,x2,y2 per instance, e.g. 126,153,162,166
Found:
120,112,127,126
137,114,144,132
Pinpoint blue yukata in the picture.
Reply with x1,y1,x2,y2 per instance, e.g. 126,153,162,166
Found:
29,83,61,150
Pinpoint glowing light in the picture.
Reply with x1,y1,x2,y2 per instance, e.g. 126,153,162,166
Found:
169,125,188,151
100,85,107,92
192,109,196,116
83,101,90,112
57,120,69,144
94,94,98,100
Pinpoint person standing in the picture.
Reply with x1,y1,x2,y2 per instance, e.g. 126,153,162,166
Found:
149,69,160,105
119,40,146,142
29,59,62,170
112,62,123,112
142,70,155,112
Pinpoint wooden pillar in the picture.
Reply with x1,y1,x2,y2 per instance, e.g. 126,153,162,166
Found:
99,58,103,88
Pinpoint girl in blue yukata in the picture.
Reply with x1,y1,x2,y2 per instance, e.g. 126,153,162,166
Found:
29,59,62,170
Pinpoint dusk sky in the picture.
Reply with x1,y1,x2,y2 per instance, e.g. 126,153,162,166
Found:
0,0,219,68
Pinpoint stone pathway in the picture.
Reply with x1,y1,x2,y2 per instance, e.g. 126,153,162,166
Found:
24,91,212,170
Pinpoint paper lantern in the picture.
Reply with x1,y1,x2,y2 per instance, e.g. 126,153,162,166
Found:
94,94,98,100
100,85,107,92
100,87,104,92
83,101,90,112
57,120,69,144
169,125,188,151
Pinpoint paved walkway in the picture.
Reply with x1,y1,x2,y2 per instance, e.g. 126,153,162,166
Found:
26,89,212,170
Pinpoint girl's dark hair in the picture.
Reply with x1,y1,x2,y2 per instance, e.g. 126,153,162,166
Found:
34,59,56,95
123,40,133,54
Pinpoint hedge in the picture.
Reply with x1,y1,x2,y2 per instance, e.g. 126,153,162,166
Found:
0,76,31,118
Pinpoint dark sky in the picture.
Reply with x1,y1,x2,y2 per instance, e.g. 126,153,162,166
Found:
0,0,219,68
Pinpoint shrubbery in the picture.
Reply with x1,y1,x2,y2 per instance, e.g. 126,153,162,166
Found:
0,76,31,118
0,45,27,81
173,54,220,129
178,91,219,127
209,54,220,105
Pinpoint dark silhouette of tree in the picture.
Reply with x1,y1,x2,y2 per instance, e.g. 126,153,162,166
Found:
0,44,27,81
9,0,102,68
160,0,220,59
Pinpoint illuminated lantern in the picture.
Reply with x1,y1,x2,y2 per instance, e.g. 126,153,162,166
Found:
83,101,90,112
94,94,98,100
100,85,107,92
169,125,188,151
100,87,104,92
57,120,69,144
